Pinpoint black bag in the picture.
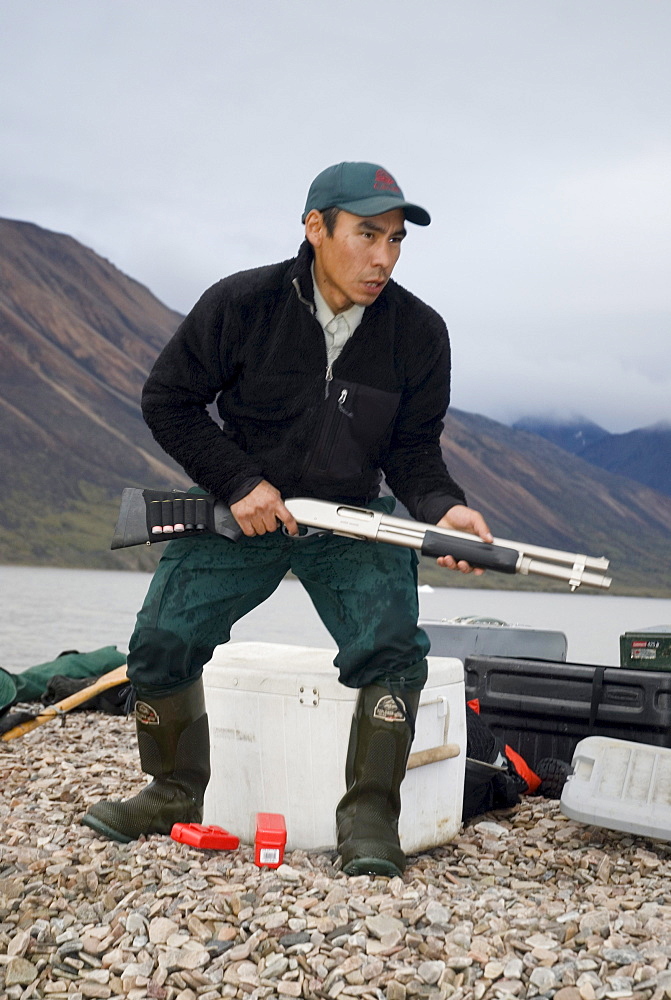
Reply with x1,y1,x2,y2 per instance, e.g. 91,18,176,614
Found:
462,705,526,821
41,674,132,715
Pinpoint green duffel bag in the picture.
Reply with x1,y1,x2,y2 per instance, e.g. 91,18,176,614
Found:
0,646,126,713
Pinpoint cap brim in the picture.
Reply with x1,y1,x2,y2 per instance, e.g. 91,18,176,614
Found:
339,196,431,226
304,196,431,226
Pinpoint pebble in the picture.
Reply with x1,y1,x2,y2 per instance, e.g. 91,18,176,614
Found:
504,957,524,979
276,863,301,882
555,990,583,1000
530,965,558,991
149,917,179,943
4,958,38,986
418,960,445,984
2,711,671,1000
603,947,645,965
366,913,406,938
425,900,451,927
484,960,505,979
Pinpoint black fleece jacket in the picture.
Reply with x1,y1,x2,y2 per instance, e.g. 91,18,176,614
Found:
141,241,466,523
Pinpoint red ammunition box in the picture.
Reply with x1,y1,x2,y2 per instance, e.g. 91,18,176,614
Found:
254,813,287,868
171,823,239,850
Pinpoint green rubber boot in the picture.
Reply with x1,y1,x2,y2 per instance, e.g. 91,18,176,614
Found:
336,683,421,877
81,678,210,843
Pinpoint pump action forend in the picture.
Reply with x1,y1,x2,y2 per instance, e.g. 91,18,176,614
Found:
111,488,612,591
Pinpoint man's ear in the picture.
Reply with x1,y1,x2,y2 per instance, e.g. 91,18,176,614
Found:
304,209,325,249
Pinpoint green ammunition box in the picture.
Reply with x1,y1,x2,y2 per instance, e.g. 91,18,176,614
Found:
620,627,671,670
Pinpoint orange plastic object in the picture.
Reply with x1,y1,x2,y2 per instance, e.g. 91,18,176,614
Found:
170,823,240,850
254,813,287,868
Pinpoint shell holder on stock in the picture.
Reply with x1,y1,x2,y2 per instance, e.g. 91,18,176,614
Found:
110,487,243,550
146,492,214,537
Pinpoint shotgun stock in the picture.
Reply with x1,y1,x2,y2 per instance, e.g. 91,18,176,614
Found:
111,489,611,591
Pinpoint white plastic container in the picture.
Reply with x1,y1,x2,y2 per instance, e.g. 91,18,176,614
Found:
560,735,671,840
203,642,466,853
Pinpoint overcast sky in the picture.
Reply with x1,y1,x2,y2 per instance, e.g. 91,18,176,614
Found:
2,1,669,433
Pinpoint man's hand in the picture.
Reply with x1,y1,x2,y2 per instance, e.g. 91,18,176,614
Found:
435,504,493,575
230,480,299,537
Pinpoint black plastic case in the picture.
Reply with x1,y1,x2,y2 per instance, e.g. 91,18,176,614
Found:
465,654,671,766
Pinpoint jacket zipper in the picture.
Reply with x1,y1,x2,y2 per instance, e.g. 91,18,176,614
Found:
337,388,353,417
291,277,349,420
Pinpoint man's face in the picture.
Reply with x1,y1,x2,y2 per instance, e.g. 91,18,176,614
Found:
306,208,406,314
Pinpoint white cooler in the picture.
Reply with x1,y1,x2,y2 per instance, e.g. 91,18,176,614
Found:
202,641,466,853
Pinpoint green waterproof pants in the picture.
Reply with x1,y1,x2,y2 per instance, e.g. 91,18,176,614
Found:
127,498,429,696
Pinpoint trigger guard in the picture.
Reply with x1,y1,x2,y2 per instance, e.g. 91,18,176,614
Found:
281,524,330,540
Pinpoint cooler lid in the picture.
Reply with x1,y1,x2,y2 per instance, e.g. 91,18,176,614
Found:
420,619,568,661
204,641,463,699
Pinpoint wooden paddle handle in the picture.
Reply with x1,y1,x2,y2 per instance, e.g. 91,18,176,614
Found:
0,664,129,742
407,743,461,769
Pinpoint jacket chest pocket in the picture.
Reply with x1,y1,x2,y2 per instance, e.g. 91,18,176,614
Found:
306,379,401,479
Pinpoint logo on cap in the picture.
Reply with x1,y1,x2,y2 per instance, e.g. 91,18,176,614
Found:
373,169,401,194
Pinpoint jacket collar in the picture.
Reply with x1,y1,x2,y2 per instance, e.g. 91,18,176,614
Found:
289,240,316,309
289,239,395,318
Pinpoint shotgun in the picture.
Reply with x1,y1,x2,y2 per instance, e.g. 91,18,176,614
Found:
111,488,611,591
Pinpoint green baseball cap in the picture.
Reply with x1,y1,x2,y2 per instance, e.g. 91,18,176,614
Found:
0,668,18,713
302,162,431,226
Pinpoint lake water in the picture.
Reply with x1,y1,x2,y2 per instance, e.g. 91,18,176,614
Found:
1,565,669,673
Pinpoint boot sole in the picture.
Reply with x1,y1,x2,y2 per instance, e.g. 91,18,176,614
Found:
342,856,402,878
81,812,134,844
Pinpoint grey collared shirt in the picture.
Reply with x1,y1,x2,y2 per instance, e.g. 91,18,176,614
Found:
311,264,365,368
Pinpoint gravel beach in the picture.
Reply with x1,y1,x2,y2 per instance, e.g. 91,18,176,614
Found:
2,710,671,1000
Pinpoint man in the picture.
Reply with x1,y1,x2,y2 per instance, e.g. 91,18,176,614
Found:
82,161,492,877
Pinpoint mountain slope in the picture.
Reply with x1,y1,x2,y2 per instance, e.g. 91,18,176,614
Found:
0,218,187,568
1,218,670,596
512,416,671,498
581,424,671,497
512,416,610,455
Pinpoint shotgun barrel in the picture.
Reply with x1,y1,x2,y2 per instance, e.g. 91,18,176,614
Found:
283,499,612,591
